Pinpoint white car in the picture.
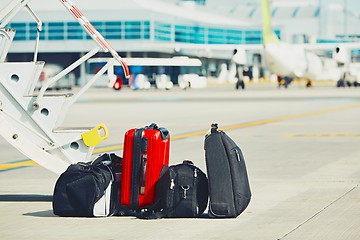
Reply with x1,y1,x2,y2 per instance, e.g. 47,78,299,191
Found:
130,74,151,90
38,63,75,90
155,74,173,90
178,74,207,89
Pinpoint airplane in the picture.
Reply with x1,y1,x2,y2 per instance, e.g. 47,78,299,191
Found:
233,0,360,88
262,0,336,88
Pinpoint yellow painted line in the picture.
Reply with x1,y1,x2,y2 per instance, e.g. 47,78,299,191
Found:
92,131,212,154
284,133,360,138
216,104,360,132
1,103,360,171
92,144,124,154
171,130,209,141
93,103,360,153
0,160,38,171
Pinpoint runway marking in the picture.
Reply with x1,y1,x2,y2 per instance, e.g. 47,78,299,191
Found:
1,103,360,172
0,160,38,172
284,133,360,138
92,144,124,154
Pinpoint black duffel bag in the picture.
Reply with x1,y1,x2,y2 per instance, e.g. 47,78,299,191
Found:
53,153,121,217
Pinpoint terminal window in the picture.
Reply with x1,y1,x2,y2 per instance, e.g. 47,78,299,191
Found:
48,22,65,40
7,20,271,45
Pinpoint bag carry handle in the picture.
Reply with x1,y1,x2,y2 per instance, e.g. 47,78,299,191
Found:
182,160,194,165
210,123,219,133
146,123,170,140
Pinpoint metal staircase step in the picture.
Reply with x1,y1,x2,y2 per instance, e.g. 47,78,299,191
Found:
53,127,93,133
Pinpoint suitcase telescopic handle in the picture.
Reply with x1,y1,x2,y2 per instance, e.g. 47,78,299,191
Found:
140,138,148,195
140,154,147,195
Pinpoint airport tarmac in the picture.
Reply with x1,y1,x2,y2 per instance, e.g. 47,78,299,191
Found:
0,83,359,240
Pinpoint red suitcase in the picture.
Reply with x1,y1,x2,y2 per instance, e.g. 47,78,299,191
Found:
120,123,170,210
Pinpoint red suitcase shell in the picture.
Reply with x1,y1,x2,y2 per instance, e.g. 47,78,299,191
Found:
121,123,170,210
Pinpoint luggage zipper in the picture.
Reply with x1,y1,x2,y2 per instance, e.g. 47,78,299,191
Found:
168,169,176,213
180,167,195,200
181,185,190,199
193,168,199,215
170,178,175,190
234,148,241,162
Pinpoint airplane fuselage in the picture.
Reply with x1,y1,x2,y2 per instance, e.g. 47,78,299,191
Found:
259,0,357,85
264,42,323,80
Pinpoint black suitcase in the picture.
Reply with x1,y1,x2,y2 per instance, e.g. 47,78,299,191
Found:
204,123,251,218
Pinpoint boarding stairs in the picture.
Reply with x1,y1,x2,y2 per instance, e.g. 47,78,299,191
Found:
0,0,129,174
0,28,15,62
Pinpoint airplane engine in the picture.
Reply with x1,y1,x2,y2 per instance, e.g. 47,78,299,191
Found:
333,46,351,66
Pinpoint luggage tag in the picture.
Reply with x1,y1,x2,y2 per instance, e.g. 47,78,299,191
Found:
81,124,109,147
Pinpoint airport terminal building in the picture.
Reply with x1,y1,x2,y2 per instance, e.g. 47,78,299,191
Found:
3,0,360,84
6,0,267,64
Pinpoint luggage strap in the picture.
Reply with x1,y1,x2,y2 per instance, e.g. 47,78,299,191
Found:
135,199,180,220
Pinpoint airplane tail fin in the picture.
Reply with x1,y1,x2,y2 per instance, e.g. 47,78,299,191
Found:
261,0,279,44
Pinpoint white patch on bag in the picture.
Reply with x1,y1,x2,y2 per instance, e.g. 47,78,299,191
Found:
93,182,112,216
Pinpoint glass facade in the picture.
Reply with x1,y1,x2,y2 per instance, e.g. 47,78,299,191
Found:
7,20,279,45
154,21,172,41
67,22,84,40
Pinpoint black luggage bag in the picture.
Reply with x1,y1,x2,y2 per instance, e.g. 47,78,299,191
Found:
204,123,251,218
137,160,208,219
53,153,122,217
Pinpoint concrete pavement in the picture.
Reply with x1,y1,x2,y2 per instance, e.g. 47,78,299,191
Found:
0,83,359,239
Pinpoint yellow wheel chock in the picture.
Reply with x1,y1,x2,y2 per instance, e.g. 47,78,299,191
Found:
81,124,109,147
